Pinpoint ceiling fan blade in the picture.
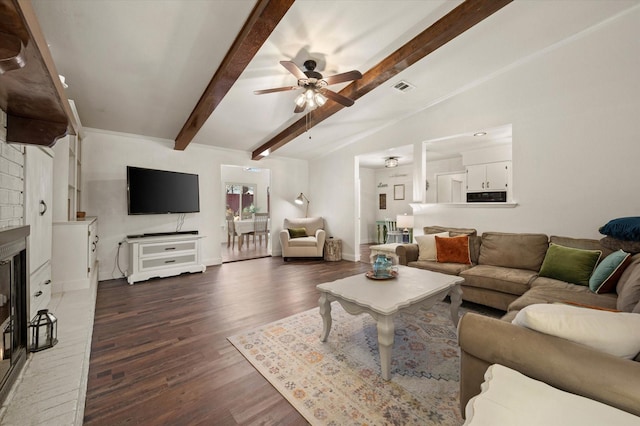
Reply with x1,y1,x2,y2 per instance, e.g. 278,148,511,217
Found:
321,89,355,107
280,60,307,80
253,86,299,95
322,70,363,86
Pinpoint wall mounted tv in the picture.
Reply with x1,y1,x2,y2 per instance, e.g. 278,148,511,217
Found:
127,166,200,215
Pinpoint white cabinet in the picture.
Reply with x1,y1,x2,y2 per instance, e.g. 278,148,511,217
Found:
126,235,206,284
29,263,52,319
24,146,53,319
466,162,510,192
52,217,98,292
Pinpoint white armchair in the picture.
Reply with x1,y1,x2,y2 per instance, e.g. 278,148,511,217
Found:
280,217,326,261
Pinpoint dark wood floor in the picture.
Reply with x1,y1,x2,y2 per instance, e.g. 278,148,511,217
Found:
221,240,270,263
84,250,374,425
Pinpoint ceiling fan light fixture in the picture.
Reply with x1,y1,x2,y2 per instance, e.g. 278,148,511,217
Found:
385,157,399,168
294,93,306,107
307,96,316,109
314,92,327,107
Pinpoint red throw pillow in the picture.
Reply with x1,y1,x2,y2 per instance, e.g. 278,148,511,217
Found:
435,235,471,264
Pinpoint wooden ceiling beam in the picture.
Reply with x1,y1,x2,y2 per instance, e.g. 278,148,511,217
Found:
251,0,513,160
174,0,294,151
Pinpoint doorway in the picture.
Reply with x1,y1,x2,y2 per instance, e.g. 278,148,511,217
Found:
220,165,271,263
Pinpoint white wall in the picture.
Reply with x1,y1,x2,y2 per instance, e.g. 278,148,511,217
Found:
359,167,376,244
374,165,413,222
310,7,640,259
82,129,307,281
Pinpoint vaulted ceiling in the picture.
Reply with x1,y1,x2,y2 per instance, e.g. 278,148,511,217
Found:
30,0,638,168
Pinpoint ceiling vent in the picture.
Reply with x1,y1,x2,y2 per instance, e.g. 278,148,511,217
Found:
392,80,415,93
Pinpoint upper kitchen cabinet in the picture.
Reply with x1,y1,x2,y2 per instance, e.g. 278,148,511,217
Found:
0,0,77,146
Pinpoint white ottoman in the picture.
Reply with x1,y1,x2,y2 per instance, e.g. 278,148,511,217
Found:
369,243,401,264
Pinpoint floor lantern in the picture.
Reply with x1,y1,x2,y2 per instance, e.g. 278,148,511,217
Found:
29,309,58,352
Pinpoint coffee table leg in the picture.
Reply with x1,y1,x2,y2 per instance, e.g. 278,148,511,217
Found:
318,292,332,342
377,315,395,381
449,283,462,326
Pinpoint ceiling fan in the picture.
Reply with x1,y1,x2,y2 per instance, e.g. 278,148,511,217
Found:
254,59,362,113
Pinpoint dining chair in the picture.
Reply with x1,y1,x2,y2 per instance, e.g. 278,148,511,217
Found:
226,216,238,249
252,213,269,246
385,219,403,243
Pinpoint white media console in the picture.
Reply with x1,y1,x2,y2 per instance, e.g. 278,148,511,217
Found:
126,233,206,284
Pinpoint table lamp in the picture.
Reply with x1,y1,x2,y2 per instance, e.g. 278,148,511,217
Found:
396,214,414,243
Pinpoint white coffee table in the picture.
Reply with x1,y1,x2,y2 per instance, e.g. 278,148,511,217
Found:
317,265,464,380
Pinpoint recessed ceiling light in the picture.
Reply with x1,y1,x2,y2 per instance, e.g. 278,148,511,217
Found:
473,132,487,137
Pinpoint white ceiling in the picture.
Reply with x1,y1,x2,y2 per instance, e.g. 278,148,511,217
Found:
31,0,639,165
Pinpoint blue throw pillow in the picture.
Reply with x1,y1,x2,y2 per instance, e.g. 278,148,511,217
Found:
589,250,632,294
599,217,640,241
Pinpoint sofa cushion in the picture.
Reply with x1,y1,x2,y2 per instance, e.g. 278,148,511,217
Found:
538,243,602,286
512,303,640,360
589,250,632,294
424,226,480,263
283,217,324,236
287,236,319,247
415,232,448,261
287,227,307,238
478,232,549,271
424,225,476,237
617,254,640,312
460,265,536,296
407,260,473,275
600,236,640,254
435,235,471,264
550,235,610,257
508,277,618,312
599,217,640,241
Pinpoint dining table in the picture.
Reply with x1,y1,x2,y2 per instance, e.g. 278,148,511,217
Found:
234,218,270,249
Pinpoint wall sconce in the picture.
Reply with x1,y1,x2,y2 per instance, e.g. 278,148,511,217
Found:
396,214,414,243
294,193,310,217
29,309,58,352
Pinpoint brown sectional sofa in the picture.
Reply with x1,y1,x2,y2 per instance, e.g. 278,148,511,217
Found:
396,226,624,316
396,226,640,419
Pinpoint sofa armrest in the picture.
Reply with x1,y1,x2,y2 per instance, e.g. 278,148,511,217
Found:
315,229,326,248
458,312,640,418
279,229,291,247
395,244,418,265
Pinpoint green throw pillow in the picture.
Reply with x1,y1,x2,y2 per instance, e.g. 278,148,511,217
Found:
589,249,631,294
288,227,307,238
538,243,602,286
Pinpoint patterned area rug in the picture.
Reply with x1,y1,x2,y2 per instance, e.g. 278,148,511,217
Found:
228,301,496,425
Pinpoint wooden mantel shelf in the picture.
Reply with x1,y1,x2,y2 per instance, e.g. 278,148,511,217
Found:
0,0,77,146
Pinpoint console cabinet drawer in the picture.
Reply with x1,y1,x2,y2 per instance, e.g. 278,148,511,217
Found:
141,254,197,270
141,241,195,256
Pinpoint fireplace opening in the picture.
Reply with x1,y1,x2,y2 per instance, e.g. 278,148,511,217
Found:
0,227,28,405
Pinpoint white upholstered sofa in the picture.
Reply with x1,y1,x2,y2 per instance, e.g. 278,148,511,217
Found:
279,217,326,261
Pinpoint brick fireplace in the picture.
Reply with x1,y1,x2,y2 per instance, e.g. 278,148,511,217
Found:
0,226,28,405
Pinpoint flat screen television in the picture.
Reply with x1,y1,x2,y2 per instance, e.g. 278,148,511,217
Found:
127,166,200,215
